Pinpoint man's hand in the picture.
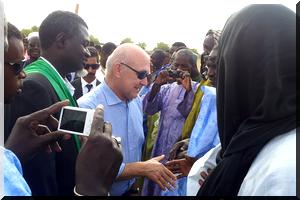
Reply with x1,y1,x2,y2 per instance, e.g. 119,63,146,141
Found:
75,105,123,196
143,155,177,191
168,138,189,160
198,168,212,186
5,100,71,163
178,71,192,92
155,70,174,86
165,155,196,179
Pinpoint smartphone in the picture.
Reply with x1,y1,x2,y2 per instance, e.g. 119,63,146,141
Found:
58,106,95,136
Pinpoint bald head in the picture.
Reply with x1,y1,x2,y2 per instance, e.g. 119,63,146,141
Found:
105,43,150,101
106,43,150,74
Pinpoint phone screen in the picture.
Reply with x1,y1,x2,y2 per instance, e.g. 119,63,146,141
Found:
60,108,87,133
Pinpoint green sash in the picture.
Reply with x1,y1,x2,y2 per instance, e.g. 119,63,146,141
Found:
181,79,211,140
24,58,81,152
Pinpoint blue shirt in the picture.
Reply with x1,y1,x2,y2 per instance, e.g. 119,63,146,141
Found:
187,86,220,158
77,81,145,196
1,146,31,196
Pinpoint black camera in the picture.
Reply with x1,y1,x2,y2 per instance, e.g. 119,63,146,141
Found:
167,69,182,79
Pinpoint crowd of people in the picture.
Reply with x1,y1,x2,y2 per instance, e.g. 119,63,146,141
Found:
2,3,296,197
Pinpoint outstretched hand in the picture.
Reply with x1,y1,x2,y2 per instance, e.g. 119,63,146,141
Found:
165,155,196,179
143,155,177,191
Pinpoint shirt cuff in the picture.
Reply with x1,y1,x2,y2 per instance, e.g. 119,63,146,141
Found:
117,162,126,178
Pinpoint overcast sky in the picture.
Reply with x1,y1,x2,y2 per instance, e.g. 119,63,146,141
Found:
3,0,297,53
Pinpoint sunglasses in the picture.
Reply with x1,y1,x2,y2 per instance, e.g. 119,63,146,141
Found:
84,63,100,69
120,62,149,80
5,62,24,75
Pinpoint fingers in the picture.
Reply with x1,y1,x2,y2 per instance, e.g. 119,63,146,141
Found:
103,122,112,138
199,179,204,186
155,177,166,191
47,115,59,131
200,171,208,179
46,100,70,115
39,131,66,146
23,100,69,125
152,154,165,162
161,169,177,188
90,104,105,136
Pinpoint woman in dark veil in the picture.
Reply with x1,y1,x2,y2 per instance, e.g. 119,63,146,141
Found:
197,4,296,196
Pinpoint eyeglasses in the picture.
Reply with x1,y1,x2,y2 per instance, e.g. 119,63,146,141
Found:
120,62,149,80
5,62,24,75
84,63,100,69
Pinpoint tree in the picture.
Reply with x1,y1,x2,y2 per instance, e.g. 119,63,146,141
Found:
21,26,39,38
154,42,170,51
31,26,39,32
137,42,147,50
89,35,101,46
120,37,134,44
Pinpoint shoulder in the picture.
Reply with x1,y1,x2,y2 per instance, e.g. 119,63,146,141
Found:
238,129,296,196
78,84,105,108
71,78,81,86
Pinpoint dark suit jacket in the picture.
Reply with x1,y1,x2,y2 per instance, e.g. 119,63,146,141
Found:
6,73,77,196
71,78,101,100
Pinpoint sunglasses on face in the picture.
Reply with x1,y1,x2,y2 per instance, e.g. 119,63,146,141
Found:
120,62,149,80
5,62,24,75
84,63,100,69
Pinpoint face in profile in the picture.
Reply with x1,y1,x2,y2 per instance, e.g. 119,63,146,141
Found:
64,24,90,72
4,37,26,103
119,60,150,101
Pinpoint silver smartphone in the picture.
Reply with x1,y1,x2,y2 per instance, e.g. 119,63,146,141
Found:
58,106,95,136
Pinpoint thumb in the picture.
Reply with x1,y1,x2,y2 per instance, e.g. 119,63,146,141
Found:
39,131,66,146
152,154,165,162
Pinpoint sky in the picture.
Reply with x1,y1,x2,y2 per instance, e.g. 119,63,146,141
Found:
3,0,297,53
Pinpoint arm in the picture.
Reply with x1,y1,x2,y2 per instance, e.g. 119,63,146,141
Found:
177,88,196,118
116,155,177,191
143,70,172,115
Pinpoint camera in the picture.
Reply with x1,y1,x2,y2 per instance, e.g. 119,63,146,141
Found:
167,69,182,79
58,106,95,136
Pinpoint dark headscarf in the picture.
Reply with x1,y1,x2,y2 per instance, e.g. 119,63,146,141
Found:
198,4,296,196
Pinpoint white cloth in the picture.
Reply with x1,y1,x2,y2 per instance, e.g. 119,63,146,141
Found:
238,129,296,196
186,144,220,196
80,77,97,95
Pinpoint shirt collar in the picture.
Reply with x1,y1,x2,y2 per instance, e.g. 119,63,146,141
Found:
81,77,97,88
102,80,123,106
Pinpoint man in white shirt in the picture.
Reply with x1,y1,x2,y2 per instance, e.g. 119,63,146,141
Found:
72,46,101,100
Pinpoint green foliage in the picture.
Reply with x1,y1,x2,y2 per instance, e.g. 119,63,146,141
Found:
137,42,147,49
89,35,101,45
154,42,170,51
120,37,134,44
21,26,39,38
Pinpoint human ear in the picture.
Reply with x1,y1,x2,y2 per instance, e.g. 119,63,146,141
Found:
55,32,68,49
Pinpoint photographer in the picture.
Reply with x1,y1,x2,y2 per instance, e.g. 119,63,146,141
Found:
142,48,199,196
